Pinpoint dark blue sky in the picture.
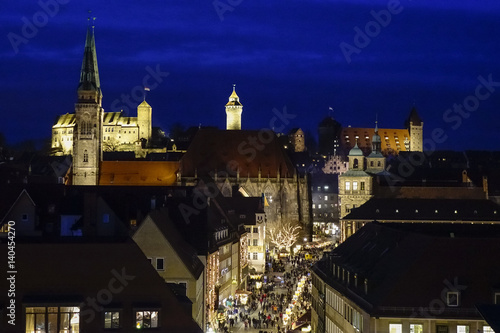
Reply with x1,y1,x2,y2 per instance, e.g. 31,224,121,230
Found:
2,0,500,151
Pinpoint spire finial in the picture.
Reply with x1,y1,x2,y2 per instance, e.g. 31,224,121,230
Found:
233,83,236,92
87,10,96,31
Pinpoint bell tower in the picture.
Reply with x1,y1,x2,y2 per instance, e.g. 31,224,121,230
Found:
225,84,242,130
72,20,103,185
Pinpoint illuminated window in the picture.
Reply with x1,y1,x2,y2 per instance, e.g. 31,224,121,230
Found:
324,195,328,200
104,311,120,329
353,182,358,191
390,324,402,333
345,182,351,191
135,310,159,329
457,326,469,333
410,324,423,333
484,326,494,333
252,239,258,246
253,253,258,260
26,306,80,333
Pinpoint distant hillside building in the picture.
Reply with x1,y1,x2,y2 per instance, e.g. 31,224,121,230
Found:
50,26,159,185
322,106,424,156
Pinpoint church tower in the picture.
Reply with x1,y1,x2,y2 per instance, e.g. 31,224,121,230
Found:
338,140,373,241
225,85,242,130
72,23,103,185
406,106,423,152
366,121,386,173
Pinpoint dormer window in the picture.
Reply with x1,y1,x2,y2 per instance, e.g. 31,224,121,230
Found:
447,291,460,306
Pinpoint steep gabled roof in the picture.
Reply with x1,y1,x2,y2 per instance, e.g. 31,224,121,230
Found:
405,106,422,127
146,209,204,280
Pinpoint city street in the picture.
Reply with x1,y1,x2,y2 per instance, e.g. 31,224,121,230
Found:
213,251,318,333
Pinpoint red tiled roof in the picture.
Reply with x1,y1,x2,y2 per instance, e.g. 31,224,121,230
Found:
99,161,178,186
180,129,295,178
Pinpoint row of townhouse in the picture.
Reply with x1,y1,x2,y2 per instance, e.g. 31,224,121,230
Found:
311,222,500,333
0,183,266,332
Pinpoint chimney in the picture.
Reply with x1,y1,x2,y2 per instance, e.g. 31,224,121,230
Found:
483,176,489,199
83,191,98,239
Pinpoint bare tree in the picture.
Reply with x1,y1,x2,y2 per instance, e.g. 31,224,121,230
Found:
267,220,302,252
102,137,121,152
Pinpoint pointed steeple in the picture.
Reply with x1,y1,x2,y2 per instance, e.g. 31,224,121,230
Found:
370,119,383,157
226,84,241,106
78,23,101,95
405,105,422,127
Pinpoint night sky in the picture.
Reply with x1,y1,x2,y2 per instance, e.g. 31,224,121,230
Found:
2,0,500,151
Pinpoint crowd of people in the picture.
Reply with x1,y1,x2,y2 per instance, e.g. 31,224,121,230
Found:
215,248,324,332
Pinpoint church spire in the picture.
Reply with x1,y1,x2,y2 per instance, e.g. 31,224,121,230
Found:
78,18,100,95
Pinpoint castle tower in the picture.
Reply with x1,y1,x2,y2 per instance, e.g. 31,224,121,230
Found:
225,84,242,130
318,116,342,156
137,100,152,145
72,23,104,185
289,128,306,152
366,121,385,173
406,106,423,152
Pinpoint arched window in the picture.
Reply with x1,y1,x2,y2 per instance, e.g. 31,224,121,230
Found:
353,158,359,169
377,161,381,167
370,161,374,167
83,150,88,163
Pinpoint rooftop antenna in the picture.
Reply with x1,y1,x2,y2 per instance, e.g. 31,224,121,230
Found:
233,83,236,91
